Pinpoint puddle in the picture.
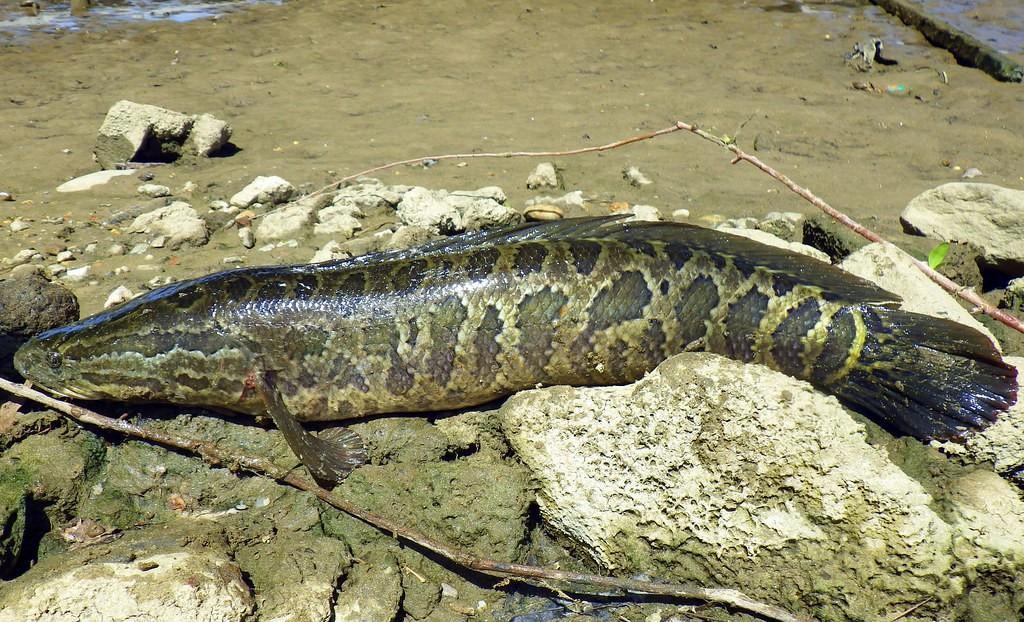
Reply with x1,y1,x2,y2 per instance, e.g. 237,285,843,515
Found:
0,0,282,41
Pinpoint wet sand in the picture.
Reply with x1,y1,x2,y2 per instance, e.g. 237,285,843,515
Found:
1,0,1022,317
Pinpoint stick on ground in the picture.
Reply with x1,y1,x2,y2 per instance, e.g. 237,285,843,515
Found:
0,376,808,622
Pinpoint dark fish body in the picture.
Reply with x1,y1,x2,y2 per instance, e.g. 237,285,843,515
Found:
14,218,1018,444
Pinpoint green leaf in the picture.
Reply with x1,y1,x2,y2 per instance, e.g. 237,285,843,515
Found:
927,242,950,269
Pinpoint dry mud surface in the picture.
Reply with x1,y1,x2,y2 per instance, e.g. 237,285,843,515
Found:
1,1,1024,621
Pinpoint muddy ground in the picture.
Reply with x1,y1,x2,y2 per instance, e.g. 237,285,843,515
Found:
1,1,1024,621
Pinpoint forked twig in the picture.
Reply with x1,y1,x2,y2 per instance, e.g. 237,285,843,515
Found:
0,376,807,622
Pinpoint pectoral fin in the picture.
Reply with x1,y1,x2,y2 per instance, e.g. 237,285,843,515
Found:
253,370,367,483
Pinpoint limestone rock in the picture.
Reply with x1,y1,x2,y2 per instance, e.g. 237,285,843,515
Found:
229,176,296,208
901,183,1024,276
94,100,194,168
309,240,348,263
137,183,170,198
448,188,521,231
500,352,1024,620
128,201,209,249
719,226,830,262
185,113,232,157
526,162,559,190
396,187,462,233
384,225,436,251
623,166,652,187
314,205,363,238
331,179,402,216
840,242,998,347
255,202,315,240
56,169,135,193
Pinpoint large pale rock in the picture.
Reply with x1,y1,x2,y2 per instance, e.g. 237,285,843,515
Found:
255,202,315,240
901,183,1024,275
840,241,998,347
185,113,232,157
500,352,1024,621
128,201,209,249
331,179,403,215
447,188,521,231
94,100,194,168
230,176,296,208
526,162,560,190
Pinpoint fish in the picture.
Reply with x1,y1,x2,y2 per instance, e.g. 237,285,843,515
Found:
13,216,1018,482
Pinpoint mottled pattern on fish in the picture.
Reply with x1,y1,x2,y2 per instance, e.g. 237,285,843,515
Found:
14,217,1018,442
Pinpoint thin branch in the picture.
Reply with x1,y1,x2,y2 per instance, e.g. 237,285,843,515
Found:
0,376,808,622
670,120,1024,335
303,124,688,201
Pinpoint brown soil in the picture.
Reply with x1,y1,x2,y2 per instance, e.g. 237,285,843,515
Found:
0,0,1022,311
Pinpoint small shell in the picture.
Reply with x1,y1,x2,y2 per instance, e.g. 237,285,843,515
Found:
524,203,563,221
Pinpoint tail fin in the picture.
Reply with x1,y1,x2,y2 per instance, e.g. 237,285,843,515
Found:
814,305,1017,441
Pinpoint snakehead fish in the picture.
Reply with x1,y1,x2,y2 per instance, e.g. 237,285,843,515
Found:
14,217,1019,481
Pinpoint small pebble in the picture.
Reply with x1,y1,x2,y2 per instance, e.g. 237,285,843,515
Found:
961,167,983,179
150,236,167,249
623,166,653,187
440,583,459,599
179,181,197,194
48,264,67,277
107,243,126,256
222,256,245,264
137,264,161,272
671,208,690,219
0,191,13,201
10,218,31,233
63,265,91,282
84,243,98,254
137,184,171,198
104,285,136,308
238,226,255,249
254,497,270,508
209,199,230,210
113,266,131,275
129,243,150,255
55,250,74,263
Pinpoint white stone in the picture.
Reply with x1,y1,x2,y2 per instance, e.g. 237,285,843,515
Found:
238,226,255,249
525,190,586,210
447,189,521,231
526,162,560,190
309,240,349,263
719,226,831,263
627,204,661,222
229,176,296,208
396,186,463,233
56,169,135,193
255,202,315,240
331,181,402,215
54,251,73,263
62,265,90,282
186,113,232,157
9,218,30,233
500,352,1024,620
840,242,998,347
137,183,171,198
8,249,38,266
128,201,209,249
901,183,1024,274
104,285,135,309
315,205,363,238
671,208,690,219
623,166,652,187
94,100,194,168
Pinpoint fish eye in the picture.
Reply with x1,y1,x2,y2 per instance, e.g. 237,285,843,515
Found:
47,351,63,370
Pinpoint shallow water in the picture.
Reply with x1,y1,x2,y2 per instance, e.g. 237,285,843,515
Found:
0,0,281,40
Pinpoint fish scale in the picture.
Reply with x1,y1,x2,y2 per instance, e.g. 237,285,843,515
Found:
14,216,1019,481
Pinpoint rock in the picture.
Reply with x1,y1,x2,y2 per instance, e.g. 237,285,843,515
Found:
237,226,255,249
314,206,363,238
331,180,402,216
961,167,983,179
62,266,90,283
840,242,998,347
235,532,350,622
0,273,79,336
8,265,41,279
525,190,586,211
623,166,652,187
801,214,867,262
333,551,403,622
127,201,209,249
1000,277,1024,311
384,225,436,251
93,100,194,168
55,169,135,193
185,113,232,157
229,176,296,208
757,211,803,241
526,162,560,190
901,183,1024,276
719,226,831,263
9,219,30,233
137,183,171,198
255,202,315,240
671,208,690,220
626,204,661,222
309,240,349,263
396,187,462,233
500,352,1024,620
103,285,135,308
0,523,253,622
934,356,1024,478
6,249,39,267
54,251,73,263
449,189,522,231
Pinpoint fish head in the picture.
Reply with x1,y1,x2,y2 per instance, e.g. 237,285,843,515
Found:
14,280,254,407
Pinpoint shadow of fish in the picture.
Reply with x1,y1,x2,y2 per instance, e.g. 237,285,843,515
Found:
14,217,1018,481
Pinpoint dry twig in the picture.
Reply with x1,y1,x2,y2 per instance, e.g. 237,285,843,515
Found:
0,376,807,622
